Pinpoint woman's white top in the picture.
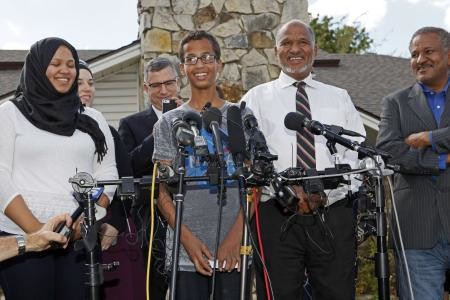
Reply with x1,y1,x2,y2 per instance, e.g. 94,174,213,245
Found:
0,101,118,234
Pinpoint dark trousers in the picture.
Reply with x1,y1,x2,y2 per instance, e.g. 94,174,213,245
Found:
0,246,85,300
173,270,250,300
253,198,356,300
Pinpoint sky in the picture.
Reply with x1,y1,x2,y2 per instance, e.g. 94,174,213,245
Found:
1,0,449,58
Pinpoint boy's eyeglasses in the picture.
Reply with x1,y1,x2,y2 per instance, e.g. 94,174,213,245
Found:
183,54,216,65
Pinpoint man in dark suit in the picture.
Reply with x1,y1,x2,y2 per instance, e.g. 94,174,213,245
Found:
118,57,182,300
376,26,450,299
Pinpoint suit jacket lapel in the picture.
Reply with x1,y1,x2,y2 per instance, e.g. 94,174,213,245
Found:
439,85,450,127
408,83,437,129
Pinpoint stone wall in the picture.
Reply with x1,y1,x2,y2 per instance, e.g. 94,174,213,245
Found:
138,0,308,104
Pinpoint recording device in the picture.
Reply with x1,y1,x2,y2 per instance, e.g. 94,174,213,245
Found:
284,112,376,158
242,113,277,184
202,107,225,159
52,188,105,247
162,98,177,113
158,164,175,181
183,111,209,157
226,105,247,169
171,117,194,147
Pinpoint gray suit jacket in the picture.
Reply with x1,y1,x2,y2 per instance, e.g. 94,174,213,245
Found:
376,82,450,249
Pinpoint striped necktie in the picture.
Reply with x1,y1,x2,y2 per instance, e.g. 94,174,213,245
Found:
294,81,316,169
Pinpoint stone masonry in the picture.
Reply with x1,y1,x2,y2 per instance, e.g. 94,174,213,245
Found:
138,0,308,106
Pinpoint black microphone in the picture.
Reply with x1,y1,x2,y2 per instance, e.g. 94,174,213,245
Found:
325,125,363,137
242,113,277,178
227,105,247,168
54,205,83,239
202,107,225,162
284,112,372,157
183,111,209,157
171,117,194,147
284,112,363,137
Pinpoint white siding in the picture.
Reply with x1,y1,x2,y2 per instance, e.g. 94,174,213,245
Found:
92,64,139,128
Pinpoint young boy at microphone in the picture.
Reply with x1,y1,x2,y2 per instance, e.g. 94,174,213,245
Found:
151,30,253,299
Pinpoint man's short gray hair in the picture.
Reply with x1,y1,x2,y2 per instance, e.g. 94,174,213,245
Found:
144,57,179,83
275,19,316,47
409,26,450,52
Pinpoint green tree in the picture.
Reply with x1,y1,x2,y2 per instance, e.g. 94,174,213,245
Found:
310,15,373,54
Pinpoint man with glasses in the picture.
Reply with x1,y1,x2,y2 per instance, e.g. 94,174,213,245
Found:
118,57,182,300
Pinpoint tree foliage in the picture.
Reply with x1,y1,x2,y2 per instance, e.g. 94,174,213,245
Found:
310,15,373,54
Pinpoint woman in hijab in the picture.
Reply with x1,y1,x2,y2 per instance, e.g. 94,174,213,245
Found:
78,60,146,299
0,37,118,299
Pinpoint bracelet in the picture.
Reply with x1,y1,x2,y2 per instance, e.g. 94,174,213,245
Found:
15,235,26,255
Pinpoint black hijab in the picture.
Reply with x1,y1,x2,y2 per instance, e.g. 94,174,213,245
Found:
11,37,107,162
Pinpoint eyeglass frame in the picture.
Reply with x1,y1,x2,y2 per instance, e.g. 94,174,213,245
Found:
182,53,216,65
144,77,179,89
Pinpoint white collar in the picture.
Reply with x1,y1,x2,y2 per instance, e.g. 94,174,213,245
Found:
151,105,163,120
277,71,318,90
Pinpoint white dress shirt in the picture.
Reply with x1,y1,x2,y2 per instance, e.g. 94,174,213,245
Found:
242,71,366,205
152,105,163,120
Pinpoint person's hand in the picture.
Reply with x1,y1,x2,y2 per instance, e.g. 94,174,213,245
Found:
70,214,84,241
292,185,326,214
217,232,241,272
182,230,213,276
165,96,183,107
26,214,72,252
100,223,119,251
174,98,184,107
405,131,431,148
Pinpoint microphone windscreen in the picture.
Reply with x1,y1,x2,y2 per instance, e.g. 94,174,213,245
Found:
183,111,202,129
202,107,222,131
227,105,246,155
284,112,306,132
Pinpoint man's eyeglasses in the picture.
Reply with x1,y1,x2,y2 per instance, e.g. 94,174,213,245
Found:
183,54,216,65
145,78,178,89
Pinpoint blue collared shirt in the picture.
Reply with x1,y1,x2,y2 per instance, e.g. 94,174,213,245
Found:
420,78,450,170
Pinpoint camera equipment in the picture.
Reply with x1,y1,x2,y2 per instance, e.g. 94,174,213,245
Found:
171,117,194,147
284,112,379,158
183,111,209,157
242,114,277,185
162,98,177,113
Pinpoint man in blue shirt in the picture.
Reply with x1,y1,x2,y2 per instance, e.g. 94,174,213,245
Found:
376,26,450,299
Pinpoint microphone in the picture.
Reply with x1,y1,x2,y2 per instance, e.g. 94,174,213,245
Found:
242,113,277,178
243,114,271,156
171,117,194,147
284,112,362,137
183,111,209,157
284,112,374,158
202,107,225,160
52,188,105,247
325,125,364,138
227,105,247,168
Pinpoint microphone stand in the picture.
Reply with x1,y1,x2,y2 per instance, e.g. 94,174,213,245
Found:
321,129,390,299
70,172,241,300
169,145,187,300
233,156,251,300
208,122,228,299
366,155,390,300
72,190,102,300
